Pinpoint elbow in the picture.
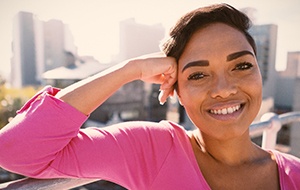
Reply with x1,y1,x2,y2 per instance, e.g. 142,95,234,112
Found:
0,117,33,176
0,126,22,175
0,136,48,178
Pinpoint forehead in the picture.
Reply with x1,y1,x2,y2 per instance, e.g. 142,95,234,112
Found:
179,23,254,65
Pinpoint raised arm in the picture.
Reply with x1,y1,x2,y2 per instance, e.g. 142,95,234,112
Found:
0,54,177,182
56,54,177,115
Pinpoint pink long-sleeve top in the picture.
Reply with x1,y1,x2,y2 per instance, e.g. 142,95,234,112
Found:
0,86,300,190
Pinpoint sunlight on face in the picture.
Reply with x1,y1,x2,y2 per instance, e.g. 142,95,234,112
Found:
177,23,262,140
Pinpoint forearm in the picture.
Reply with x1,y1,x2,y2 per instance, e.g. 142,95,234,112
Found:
56,60,139,115
0,55,177,178
55,54,177,115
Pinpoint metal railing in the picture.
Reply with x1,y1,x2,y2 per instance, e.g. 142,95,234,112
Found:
1,111,300,190
250,111,300,149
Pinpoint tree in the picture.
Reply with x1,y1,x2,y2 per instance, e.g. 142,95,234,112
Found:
0,82,39,129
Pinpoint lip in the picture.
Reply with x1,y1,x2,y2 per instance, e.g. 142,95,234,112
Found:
206,102,245,121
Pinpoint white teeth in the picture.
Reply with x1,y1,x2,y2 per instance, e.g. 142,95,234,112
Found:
210,105,241,115
221,108,227,115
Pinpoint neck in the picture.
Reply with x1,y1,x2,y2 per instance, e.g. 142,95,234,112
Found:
194,129,261,166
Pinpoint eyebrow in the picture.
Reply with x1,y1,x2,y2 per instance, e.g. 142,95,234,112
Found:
181,50,254,73
226,50,254,61
181,60,209,72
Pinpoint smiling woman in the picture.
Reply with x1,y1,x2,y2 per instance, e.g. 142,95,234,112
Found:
0,3,299,190
176,23,262,140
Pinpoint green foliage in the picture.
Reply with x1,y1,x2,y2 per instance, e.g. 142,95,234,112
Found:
0,84,40,129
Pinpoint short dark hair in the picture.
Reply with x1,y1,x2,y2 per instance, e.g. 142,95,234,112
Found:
161,3,257,60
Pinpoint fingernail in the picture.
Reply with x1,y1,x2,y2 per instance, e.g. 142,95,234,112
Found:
158,90,165,105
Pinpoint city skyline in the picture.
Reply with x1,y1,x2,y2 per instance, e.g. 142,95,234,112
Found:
1,0,300,78
10,11,78,87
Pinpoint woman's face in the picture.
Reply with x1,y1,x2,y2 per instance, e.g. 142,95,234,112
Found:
177,23,262,140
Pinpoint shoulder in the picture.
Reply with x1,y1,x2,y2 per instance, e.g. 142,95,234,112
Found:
272,150,300,169
271,150,300,187
101,120,188,140
93,120,188,146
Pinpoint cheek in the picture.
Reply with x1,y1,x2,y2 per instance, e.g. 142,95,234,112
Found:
239,72,263,113
177,81,206,107
243,72,263,97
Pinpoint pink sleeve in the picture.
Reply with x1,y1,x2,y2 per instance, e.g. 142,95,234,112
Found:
273,150,300,189
0,86,87,177
55,121,174,189
0,86,174,189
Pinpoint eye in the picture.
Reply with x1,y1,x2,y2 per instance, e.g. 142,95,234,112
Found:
188,72,206,80
233,62,253,71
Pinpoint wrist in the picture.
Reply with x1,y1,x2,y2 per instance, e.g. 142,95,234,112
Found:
123,59,143,81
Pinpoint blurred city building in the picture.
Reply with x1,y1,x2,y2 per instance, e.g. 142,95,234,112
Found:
275,52,300,112
117,18,165,60
10,11,77,88
249,24,278,98
275,51,300,156
11,12,37,87
42,56,112,87
114,18,168,123
249,24,278,119
42,18,168,125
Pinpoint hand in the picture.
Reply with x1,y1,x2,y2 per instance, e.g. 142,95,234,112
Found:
129,53,178,105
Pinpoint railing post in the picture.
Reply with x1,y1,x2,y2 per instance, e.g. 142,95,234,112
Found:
260,112,281,149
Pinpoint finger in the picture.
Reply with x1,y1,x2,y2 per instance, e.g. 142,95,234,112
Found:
158,86,174,105
158,90,166,105
160,74,177,90
143,73,166,84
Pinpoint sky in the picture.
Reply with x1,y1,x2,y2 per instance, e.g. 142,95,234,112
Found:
0,0,300,79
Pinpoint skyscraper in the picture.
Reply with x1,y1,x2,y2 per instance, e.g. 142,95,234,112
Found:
115,18,167,122
275,51,300,111
10,11,77,88
117,18,165,61
11,12,38,87
43,19,76,71
249,24,278,99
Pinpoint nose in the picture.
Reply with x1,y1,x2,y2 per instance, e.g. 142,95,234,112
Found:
210,75,237,99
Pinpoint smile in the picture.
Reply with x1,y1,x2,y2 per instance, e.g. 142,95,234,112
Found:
210,104,241,115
